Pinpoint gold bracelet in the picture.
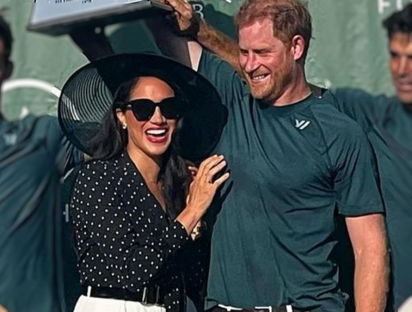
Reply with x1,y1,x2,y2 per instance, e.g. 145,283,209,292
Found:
191,221,203,240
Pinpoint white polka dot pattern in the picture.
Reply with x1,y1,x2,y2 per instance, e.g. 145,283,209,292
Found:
70,154,209,312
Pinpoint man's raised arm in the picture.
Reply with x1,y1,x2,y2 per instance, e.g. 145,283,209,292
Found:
146,0,240,72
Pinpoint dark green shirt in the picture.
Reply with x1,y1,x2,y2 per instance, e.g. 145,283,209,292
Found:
198,52,384,312
0,115,81,312
330,88,412,310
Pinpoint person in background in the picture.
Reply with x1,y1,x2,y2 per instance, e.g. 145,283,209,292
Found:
0,13,83,312
331,5,412,310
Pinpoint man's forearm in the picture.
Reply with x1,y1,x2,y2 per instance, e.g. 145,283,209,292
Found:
145,15,193,67
146,0,239,71
354,240,389,312
196,18,240,73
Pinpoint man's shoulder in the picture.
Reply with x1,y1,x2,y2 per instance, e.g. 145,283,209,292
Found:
308,97,368,140
309,96,356,121
331,88,390,116
199,49,222,67
333,87,376,101
199,50,242,82
198,50,249,106
0,114,60,143
20,113,57,126
19,114,60,136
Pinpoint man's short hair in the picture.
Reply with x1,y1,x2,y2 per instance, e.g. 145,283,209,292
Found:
234,0,312,60
0,12,13,63
383,3,412,39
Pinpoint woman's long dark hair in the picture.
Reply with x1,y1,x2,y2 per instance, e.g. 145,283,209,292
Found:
90,77,191,218
159,119,191,219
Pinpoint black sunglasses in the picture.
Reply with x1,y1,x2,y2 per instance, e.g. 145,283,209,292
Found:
116,97,187,121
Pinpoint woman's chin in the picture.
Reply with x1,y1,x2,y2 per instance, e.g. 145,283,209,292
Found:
144,144,171,158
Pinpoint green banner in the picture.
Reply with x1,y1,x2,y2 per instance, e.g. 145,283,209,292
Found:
0,0,409,119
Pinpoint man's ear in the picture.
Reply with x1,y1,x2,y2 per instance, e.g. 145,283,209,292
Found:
3,60,13,80
291,35,305,62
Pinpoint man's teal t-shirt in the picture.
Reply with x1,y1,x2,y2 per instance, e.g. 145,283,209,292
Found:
330,88,412,310
198,52,384,312
0,115,81,312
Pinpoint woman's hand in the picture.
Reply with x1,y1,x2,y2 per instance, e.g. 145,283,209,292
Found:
177,155,229,234
186,155,229,215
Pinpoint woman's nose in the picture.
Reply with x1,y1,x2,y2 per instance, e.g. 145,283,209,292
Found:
150,106,166,124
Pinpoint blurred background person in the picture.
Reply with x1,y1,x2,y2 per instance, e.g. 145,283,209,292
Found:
0,14,82,312
332,5,412,310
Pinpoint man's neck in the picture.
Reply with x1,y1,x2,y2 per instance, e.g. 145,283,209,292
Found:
272,70,312,106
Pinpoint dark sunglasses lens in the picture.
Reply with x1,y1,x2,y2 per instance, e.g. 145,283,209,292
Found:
128,98,186,121
130,100,156,121
159,98,186,119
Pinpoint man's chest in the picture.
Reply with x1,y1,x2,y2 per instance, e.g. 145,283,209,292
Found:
0,135,58,188
214,124,337,216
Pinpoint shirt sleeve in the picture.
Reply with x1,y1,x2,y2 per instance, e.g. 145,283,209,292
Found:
198,50,248,110
332,124,385,216
71,163,190,291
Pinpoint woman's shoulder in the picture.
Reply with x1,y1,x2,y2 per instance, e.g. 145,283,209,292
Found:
78,154,144,186
73,157,126,204
77,156,126,183
82,155,124,172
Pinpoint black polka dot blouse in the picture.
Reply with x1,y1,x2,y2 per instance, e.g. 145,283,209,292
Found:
70,152,209,312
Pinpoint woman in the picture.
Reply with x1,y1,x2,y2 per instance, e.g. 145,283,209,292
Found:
58,54,228,312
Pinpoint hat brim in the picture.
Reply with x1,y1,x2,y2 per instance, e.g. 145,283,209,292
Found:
58,53,227,161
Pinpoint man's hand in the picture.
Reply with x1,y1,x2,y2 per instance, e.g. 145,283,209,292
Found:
159,0,196,34
148,0,239,72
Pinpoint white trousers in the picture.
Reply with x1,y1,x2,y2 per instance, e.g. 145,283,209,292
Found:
73,295,167,312
400,296,412,312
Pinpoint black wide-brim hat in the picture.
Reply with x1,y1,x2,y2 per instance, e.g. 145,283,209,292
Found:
58,53,227,162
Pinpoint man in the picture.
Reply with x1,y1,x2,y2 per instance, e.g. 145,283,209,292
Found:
149,0,388,311
0,14,82,312
329,5,412,310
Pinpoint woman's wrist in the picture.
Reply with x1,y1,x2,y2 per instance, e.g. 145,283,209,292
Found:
176,204,204,235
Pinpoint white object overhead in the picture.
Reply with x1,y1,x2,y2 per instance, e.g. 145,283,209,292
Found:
27,0,171,36
2,78,61,98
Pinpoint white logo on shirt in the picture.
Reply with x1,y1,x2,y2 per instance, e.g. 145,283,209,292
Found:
295,119,311,130
3,133,17,146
